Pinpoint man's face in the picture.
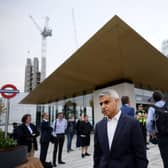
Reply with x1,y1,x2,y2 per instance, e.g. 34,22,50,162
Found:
99,95,119,119
138,106,143,111
84,115,88,122
58,113,63,119
44,113,49,120
26,116,32,124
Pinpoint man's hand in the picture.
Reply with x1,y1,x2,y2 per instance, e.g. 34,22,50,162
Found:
150,132,157,138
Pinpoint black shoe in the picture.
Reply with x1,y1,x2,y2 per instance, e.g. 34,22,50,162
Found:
146,147,149,150
52,163,57,167
81,154,85,158
43,162,53,168
58,161,66,164
85,153,91,156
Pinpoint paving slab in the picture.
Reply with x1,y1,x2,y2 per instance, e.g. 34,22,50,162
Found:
35,134,163,168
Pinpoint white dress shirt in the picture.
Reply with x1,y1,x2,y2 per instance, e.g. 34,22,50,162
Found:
107,110,121,149
27,125,33,134
52,118,67,134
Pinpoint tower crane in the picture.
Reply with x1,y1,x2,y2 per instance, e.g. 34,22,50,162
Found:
29,15,52,82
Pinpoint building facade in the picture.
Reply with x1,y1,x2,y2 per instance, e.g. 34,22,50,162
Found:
34,83,153,127
24,58,32,92
32,57,41,90
24,57,41,92
21,16,168,126
41,56,46,82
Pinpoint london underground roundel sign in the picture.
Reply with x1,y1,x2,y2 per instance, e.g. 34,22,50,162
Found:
0,84,19,99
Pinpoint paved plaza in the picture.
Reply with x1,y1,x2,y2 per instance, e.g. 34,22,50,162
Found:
35,135,163,168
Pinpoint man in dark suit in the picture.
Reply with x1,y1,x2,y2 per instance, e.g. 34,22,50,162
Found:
40,112,52,164
120,96,135,117
94,89,148,168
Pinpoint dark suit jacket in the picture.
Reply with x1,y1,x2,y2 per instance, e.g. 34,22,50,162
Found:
17,123,39,152
94,113,148,168
121,105,135,117
40,120,52,144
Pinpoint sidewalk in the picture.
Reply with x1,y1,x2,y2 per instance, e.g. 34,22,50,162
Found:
35,134,163,168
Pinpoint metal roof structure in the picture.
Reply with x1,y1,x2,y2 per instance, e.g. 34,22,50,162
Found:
21,15,168,104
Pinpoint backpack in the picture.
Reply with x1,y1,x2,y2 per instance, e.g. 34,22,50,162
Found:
152,101,168,135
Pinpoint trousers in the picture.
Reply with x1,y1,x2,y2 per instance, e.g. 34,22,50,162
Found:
53,134,65,164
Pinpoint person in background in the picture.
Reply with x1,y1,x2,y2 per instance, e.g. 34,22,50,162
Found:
66,114,76,152
10,122,18,140
40,112,53,165
136,104,148,150
16,114,39,157
120,96,135,117
52,112,67,167
79,114,92,158
76,114,83,148
147,91,168,168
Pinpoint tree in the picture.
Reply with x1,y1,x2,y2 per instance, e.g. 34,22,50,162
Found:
0,100,6,119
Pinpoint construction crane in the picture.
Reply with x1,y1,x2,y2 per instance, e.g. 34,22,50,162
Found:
29,15,52,82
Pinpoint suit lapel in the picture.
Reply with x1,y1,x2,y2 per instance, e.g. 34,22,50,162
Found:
23,124,30,135
110,113,125,151
23,124,32,135
102,118,110,153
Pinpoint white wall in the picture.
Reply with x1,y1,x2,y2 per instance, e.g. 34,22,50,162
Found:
1,93,36,125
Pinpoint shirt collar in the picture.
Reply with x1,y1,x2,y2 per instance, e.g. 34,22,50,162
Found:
124,104,129,106
107,110,121,121
43,119,48,122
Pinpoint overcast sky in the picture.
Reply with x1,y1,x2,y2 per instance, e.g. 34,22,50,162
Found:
1,0,168,92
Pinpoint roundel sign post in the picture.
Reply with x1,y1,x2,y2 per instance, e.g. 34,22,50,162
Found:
0,84,19,138
0,84,19,99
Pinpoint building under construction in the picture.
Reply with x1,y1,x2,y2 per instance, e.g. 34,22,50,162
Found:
24,57,41,92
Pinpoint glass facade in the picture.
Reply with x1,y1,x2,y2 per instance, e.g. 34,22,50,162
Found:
35,93,94,126
35,88,154,126
135,88,153,105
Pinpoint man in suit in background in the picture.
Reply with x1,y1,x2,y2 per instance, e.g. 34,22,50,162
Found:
120,96,135,117
94,89,148,168
40,112,52,165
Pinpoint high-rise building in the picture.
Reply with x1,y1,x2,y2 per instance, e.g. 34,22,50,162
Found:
24,58,32,92
161,40,168,57
24,57,41,92
41,56,46,82
32,57,41,89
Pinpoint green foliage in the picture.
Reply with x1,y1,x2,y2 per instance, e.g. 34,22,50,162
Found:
0,129,17,149
64,101,77,119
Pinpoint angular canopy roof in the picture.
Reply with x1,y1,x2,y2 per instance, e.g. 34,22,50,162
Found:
21,15,168,104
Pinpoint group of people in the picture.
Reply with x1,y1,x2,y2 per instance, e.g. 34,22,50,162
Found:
94,89,168,168
12,111,92,168
11,89,168,168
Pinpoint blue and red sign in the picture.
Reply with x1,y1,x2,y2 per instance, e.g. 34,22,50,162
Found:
0,84,19,99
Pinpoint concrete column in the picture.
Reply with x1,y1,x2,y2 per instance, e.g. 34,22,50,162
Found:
93,82,136,124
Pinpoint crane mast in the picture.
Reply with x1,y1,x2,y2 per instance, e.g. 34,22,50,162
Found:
29,16,52,82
